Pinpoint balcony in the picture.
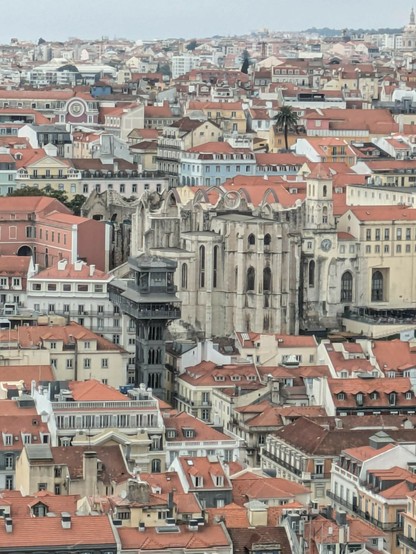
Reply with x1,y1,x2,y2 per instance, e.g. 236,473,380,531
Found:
261,450,302,477
53,400,158,410
326,491,357,513
354,507,402,531
398,534,416,551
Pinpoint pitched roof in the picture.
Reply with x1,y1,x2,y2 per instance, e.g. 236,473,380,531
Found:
118,522,230,550
0,514,116,549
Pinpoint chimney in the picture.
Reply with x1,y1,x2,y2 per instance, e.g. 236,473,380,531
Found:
83,451,98,497
4,518,12,533
89,264,95,277
336,510,347,527
127,479,150,503
168,491,174,516
188,519,199,532
61,513,71,529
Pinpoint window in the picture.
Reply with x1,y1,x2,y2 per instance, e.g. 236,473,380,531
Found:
371,271,384,302
101,358,108,368
246,266,255,291
308,260,315,287
264,233,271,247
248,233,255,246
384,244,389,253
66,359,73,369
341,271,353,302
199,245,205,288
4,435,12,446
47,284,57,291
63,284,71,292
50,342,57,349
5,475,12,490
48,304,55,313
83,358,91,369
397,244,402,253
384,228,390,240
181,263,188,289
366,245,371,254
5,454,13,470
113,334,120,344
77,284,88,292
366,229,371,241
38,483,47,491
213,246,219,288
63,304,70,313
263,267,271,292
397,228,402,240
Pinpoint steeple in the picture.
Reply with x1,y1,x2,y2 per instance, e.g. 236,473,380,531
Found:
410,7,415,25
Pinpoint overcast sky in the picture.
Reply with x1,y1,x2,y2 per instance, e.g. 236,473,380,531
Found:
3,1,414,42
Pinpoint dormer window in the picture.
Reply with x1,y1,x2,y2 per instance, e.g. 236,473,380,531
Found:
356,393,364,406
389,392,396,406
166,429,177,439
406,392,413,400
337,392,345,400
340,371,348,379
3,434,12,446
193,475,203,487
370,392,378,400
214,375,225,381
231,375,241,381
214,475,224,487
32,502,48,517
183,428,195,438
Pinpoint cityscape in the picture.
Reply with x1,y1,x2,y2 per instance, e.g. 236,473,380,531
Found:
2,5,416,553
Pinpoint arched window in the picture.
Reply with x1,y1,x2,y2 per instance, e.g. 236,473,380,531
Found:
199,245,205,288
341,271,353,302
181,263,188,289
371,270,383,301
323,185,328,197
308,260,315,287
151,459,161,473
248,233,255,246
213,245,219,288
246,267,255,291
322,206,328,224
264,233,271,246
263,267,271,292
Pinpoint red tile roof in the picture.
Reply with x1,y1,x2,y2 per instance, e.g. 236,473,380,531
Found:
0,514,116,549
68,380,127,401
118,522,230,550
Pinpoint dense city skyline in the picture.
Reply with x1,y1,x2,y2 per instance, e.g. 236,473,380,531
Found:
4,0,415,42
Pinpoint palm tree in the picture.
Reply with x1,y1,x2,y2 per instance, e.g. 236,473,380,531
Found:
274,106,299,151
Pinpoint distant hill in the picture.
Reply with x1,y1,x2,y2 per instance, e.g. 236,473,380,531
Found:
304,27,403,37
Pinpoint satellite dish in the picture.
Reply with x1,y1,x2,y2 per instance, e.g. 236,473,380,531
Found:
120,490,127,499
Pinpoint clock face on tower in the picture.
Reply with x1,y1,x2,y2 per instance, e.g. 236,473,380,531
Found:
68,100,85,117
320,238,332,252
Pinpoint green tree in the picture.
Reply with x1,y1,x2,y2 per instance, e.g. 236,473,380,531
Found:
274,106,299,151
8,186,44,197
241,49,250,74
186,39,198,51
67,194,87,216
